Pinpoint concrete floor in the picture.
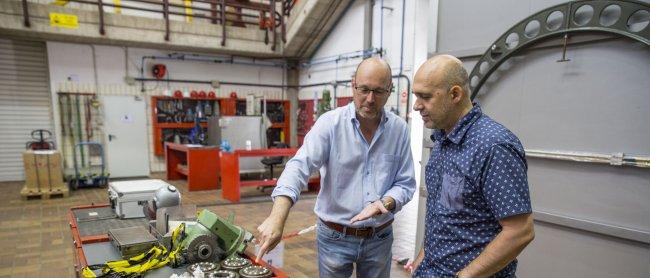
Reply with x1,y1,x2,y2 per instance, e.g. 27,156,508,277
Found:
0,173,418,277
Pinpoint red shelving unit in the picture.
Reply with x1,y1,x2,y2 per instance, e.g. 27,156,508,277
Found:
152,96,291,156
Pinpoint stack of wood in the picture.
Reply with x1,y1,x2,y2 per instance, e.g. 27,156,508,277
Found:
21,150,69,200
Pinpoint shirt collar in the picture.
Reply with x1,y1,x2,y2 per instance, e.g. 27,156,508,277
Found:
348,102,389,125
431,103,482,144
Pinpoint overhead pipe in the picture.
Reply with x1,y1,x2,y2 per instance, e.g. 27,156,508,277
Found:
138,53,286,91
134,74,412,123
396,0,406,115
525,149,650,169
300,48,382,68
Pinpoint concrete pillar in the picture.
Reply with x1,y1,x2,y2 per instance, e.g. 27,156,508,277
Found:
286,61,300,147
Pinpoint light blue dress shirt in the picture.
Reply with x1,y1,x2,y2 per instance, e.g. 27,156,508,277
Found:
272,103,416,228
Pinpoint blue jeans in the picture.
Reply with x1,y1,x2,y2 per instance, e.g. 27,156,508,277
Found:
317,219,393,278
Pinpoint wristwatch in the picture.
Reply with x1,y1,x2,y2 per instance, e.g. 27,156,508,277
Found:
381,197,393,211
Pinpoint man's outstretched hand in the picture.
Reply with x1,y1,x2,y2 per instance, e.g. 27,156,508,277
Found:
255,215,285,263
350,199,389,225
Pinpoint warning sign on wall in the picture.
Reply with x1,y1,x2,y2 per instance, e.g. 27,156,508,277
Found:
50,13,78,29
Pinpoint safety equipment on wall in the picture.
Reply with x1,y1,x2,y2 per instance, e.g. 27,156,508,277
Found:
152,64,167,79
174,90,183,98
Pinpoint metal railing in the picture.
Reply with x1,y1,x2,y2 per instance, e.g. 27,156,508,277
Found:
21,0,297,50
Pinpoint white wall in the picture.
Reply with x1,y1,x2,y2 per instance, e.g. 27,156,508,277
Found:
46,41,286,173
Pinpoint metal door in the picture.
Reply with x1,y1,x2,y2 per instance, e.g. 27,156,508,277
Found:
102,95,149,178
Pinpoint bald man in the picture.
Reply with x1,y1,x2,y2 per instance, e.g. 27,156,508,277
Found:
256,57,416,277
409,55,534,277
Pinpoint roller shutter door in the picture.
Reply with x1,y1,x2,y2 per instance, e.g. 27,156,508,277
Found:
0,38,53,181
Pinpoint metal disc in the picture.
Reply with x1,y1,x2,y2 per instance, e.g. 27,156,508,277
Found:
220,257,251,271
239,265,272,278
208,270,239,278
187,261,220,273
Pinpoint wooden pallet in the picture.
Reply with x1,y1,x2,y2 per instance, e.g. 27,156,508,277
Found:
20,186,70,200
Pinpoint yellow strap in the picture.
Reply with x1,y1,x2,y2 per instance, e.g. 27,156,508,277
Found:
81,224,185,276
81,267,98,278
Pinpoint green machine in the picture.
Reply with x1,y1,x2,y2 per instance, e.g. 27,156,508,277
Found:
180,209,254,264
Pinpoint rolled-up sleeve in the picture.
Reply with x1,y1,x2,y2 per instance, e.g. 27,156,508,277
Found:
382,123,416,213
271,113,332,204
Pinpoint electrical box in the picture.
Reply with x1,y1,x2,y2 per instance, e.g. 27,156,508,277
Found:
108,179,169,219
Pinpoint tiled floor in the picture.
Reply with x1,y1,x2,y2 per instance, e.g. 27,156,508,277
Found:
0,173,418,277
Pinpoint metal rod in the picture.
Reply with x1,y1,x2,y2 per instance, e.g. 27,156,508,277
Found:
281,0,286,43
271,0,276,51
98,0,105,35
21,0,30,28
557,33,571,62
221,0,226,46
526,149,650,168
163,0,170,41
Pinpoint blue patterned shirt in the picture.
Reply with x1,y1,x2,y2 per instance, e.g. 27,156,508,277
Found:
414,104,532,277
272,103,416,227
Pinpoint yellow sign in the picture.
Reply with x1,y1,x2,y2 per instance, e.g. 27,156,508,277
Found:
50,13,78,29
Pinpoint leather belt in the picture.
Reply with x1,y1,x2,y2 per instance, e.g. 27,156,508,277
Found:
321,219,393,239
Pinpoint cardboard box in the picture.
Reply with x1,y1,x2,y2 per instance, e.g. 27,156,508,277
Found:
22,150,65,192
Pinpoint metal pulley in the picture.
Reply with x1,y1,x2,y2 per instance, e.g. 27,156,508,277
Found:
220,257,251,271
239,265,272,278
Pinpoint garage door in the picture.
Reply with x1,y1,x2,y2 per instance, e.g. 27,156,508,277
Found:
0,38,53,182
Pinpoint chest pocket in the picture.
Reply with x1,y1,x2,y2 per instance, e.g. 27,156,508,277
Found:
440,173,464,210
374,154,399,192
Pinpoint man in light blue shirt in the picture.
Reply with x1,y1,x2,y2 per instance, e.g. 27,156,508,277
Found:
256,57,416,277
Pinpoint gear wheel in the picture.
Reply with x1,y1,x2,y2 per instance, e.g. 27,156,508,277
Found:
185,234,225,263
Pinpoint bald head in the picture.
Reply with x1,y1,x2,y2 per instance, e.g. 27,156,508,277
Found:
412,54,473,131
415,54,470,99
355,57,392,83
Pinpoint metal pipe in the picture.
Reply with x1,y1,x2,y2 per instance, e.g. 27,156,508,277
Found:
379,0,384,55
163,0,170,41
22,0,30,28
134,74,410,91
98,0,105,35
525,149,650,168
300,48,381,68
220,0,226,46
271,0,276,51
396,0,406,114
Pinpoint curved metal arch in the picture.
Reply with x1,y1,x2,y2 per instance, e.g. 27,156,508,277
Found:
469,0,650,100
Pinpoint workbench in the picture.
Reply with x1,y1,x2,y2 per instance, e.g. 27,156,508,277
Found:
68,204,288,277
165,142,219,191
219,148,320,202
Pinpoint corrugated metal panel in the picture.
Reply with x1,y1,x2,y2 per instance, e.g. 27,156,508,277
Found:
0,38,53,182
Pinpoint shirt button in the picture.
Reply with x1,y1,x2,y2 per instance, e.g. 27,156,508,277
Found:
366,192,370,196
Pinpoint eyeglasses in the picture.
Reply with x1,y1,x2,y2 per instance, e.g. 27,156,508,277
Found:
354,86,391,97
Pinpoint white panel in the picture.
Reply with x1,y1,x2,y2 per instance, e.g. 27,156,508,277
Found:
102,95,150,178
0,38,52,182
